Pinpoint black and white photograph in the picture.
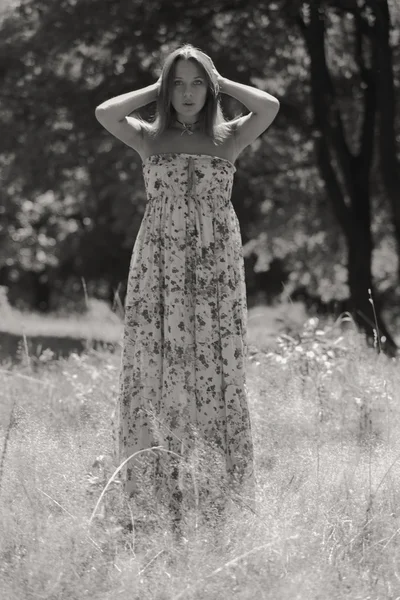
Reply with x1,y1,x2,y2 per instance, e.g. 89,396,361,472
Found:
0,1,400,598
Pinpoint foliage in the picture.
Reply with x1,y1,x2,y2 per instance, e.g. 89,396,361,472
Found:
0,0,398,319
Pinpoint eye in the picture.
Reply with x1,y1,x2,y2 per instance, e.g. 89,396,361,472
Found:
174,80,182,85
194,80,203,85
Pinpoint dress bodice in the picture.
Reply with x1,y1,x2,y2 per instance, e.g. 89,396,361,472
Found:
142,153,236,209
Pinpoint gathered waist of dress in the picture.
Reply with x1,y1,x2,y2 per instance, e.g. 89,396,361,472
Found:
142,153,235,209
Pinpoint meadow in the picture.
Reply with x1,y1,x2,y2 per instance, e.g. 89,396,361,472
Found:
1,298,400,600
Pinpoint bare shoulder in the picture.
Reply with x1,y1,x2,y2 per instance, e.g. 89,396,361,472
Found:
135,123,159,160
215,118,242,162
138,125,242,164
231,105,279,157
95,110,152,156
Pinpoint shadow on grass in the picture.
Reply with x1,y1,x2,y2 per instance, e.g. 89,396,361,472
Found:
0,330,119,365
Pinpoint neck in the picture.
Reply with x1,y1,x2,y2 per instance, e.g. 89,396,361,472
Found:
173,116,202,136
175,113,200,125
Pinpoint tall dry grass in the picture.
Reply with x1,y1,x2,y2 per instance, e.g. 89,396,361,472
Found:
0,303,400,599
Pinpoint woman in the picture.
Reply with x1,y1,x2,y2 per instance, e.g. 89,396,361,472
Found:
95,44,279,528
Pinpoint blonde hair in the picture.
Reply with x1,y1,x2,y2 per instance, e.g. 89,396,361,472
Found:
141,44,238,145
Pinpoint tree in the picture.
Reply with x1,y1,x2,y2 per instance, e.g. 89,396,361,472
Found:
0,0,398,354
298,0,394,346
289,0,398,354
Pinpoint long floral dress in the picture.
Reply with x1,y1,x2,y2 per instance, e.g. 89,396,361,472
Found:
112,152,254,521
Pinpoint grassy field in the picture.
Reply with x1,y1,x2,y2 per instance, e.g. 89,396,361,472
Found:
1,301,400,599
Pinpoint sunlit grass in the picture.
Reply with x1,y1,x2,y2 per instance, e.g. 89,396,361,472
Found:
0,303,400,599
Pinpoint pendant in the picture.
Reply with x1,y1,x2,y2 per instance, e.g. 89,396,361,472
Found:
176,119,198,135
181,124,194,136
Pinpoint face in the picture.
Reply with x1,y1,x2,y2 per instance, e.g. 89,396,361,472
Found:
170,59,208,123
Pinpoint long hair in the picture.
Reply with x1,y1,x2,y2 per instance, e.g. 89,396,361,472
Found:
141,44,237,145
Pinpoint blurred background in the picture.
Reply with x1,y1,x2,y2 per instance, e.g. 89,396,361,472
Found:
0,0,399,357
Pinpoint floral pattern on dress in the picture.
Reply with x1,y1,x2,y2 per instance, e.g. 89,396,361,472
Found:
112,153,254,517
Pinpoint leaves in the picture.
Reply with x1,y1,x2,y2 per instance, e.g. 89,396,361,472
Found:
0,0,398,319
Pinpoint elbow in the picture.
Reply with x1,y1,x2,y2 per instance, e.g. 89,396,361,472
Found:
260,98,279,122
270,99,280,121
95,105,106,121
95,105,114,127
259,97,279,119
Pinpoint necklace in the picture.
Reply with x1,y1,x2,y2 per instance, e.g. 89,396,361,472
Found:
175,118,200,136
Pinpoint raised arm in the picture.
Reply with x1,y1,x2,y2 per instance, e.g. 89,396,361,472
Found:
95,80,160,153
217,72,280,158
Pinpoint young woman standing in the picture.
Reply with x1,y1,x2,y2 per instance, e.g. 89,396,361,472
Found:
95,44,279,531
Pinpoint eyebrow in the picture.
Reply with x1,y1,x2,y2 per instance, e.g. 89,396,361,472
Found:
174,76,204,80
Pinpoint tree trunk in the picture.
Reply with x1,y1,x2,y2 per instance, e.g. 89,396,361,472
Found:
369,0,400,282
346,174,394,352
